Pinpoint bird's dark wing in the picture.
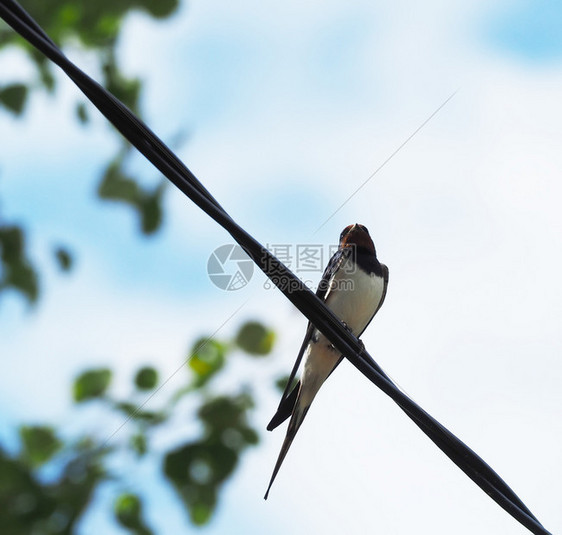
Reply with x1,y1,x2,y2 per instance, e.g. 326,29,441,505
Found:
267,248,350,432
315,247,349,301
356,262,389,338
266,323,312,431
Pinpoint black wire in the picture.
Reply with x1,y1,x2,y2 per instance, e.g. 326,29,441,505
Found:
0,2,552,534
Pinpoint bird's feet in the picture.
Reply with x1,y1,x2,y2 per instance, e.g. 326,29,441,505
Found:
342,322,365,353
341,321,354,334
327,322,363,352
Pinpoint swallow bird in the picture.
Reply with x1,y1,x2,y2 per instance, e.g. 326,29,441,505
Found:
264,223,389,499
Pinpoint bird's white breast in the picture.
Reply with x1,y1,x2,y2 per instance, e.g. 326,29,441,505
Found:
324,259,385,336
299,257,385,407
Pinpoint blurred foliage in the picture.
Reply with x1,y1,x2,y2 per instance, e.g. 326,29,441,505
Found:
134,366,158,390
0,223,39,303
73,368,112,402
98,154,166,235
0,0,181,304
0,83,28,114
164,393,258,525
114,493,153,535
19,426,62,468
0,439,107,535
0,321,275,533
274,374,299,394
188,338,227,389
0,5,287,535
53,246,73,272
235,321,276,356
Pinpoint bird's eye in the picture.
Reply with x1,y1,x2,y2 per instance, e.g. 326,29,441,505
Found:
359,225,369,234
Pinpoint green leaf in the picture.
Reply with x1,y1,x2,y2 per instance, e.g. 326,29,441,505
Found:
52,441,108,531
163,444,223,526
114,402,166,425
139,183,165,235
0,83,28,115
163,393,258,525
188,338,226,387
76,102,89,123
144,0,179,19
98,158,140,202
38,61,55,92
130,433,147,457
274,374,299,393
54,246,73,272
238,427,259,446
191,502,213,526
197,394,256,440
115,493,141,527
235,321,275,356
98,157,165,235
102,54,140,112
0,224,39,304
134,367,158,390
73,369,111,402
0,446,58,530
19,426,62,468
114,493,153,535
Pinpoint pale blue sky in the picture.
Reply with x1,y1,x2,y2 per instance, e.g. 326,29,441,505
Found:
1,1,562,534
486,0,562,62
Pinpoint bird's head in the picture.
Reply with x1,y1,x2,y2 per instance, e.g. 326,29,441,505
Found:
339,223,375,255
